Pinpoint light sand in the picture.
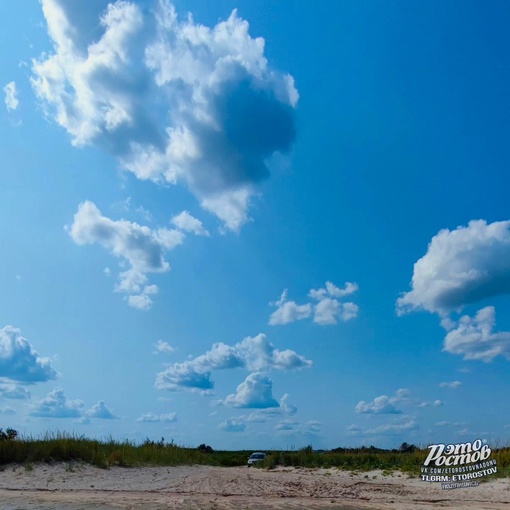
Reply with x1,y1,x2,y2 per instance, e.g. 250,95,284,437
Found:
0,463,509,509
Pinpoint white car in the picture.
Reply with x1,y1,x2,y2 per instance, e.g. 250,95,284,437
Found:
247,452,266,467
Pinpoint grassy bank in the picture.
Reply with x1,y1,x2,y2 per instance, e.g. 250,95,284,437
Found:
1,432,509,476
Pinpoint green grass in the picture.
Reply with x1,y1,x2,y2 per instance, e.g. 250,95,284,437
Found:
257,447,425,474
0,433,509,476
0,432,252,469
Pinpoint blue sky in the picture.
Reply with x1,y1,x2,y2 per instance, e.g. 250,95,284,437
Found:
1,0,510,450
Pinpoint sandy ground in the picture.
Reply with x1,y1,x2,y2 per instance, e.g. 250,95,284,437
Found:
0,463,509,509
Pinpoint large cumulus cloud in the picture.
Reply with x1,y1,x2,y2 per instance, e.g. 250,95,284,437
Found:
397,219,510,363
155,333,311,392
397,220,510,315
32,0,298,231
0,326,57,384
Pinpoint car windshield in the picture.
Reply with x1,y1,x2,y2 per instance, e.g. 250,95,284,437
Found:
250,453,265,459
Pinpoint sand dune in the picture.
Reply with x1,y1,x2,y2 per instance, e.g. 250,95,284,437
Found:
0,463,508,509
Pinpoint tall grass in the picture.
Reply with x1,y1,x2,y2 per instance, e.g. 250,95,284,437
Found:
1,433,509,476
0,432,250,469
258,446,425,474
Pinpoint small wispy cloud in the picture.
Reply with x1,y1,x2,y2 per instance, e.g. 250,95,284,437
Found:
67,201,184,310
153,340,175,354
219,418,246,432
3,81,19,111
439,381,462,389
136,412,177,423
171,211,209,237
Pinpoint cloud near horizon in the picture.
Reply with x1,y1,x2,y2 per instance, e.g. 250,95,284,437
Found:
30,388,119,420
32,0,298,231
155,333,311,392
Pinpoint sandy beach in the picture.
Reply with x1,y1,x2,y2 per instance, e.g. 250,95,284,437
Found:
0,463,508,509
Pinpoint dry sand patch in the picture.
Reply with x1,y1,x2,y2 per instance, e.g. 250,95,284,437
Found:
0,463,508,509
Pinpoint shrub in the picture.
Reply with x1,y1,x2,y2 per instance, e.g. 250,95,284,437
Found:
0,428,18,441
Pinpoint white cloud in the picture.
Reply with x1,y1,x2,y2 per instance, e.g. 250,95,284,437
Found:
0,326,57,384
279,393,297,416
171,211,209,236
275,419,297,431
366,417,418,436
68,200,184,309
0,406,16,415
219,418,246,432
3,81,19,111
32,0,298,231
355,395,402,415
302,420,321,435
155,360,214,393
236,334,312,371
346,424,362,435
30,387,84,418
443,306,510,361
435,420,467,427
397,220,510,316
240,412,268,423
275,419,321,436
439,381,462,389
128,293,154,311
0,383,31,400
270,282,359,326
268,290,312,325
418,399,444,408
309,281,358,300
136,205,153,222
310,282,359,325
155,333,311,392
223,372,279,408
136,412,177,422
313,298,359,325
154,340,175,354
85,400,119,419
356,388,442,414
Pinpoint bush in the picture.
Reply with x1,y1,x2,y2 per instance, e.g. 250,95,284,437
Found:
0,428,18,441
